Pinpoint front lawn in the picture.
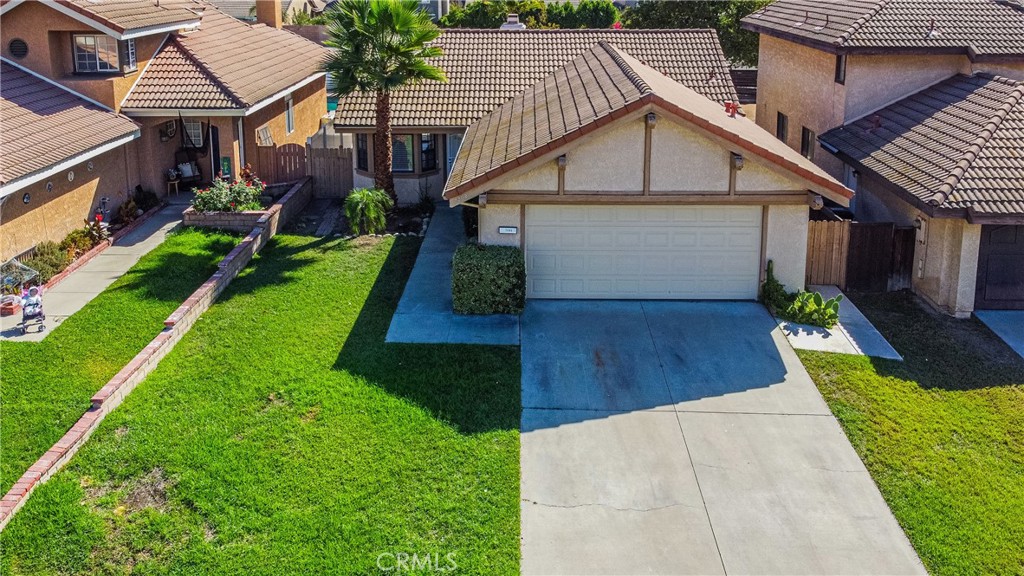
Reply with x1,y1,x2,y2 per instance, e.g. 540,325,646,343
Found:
0,234,521,575
0,229,237,495
799,293,1024,576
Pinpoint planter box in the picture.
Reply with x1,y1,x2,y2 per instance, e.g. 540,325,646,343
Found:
183,208,265,233
182,177,313,236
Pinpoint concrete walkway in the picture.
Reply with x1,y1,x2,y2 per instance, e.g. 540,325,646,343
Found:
521,300,924,575
777,284,902,360
1,201,188,342
976,310,1024,360
386,205,520,345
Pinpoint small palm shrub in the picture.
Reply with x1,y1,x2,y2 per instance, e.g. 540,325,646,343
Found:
22,242,72,283
345,188,393,235
192,177,264,212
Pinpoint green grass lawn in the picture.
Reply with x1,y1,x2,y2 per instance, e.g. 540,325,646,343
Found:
798,293,1024,576
0,234,521,575
0,229,237,495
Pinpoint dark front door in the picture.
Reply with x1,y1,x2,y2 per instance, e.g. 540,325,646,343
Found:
976,225,1024,310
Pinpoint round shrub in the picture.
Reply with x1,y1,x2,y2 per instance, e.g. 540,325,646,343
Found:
192,177,264,213
452,244,526,315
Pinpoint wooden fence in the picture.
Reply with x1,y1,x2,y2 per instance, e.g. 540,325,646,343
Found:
306,145,353,198
256,144,306,184
806,220,915,292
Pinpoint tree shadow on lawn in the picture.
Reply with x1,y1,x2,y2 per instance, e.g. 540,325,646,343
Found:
106,234,239,303
333,237,521,436
855,292,1024,391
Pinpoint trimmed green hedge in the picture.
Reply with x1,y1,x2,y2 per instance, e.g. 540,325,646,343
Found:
452,244,526,315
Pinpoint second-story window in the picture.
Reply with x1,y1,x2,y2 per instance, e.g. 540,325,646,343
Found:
74,34,119,73
285,96,295,134
123,38,137,72
776,112,789,142
834,54,847,84
801,127,816,159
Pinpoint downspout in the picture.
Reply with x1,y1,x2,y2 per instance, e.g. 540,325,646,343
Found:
237,116,246,168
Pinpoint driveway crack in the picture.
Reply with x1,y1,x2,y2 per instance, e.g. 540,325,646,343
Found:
522,498,701,513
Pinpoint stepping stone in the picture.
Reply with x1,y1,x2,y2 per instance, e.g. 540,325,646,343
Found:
316,207,341,237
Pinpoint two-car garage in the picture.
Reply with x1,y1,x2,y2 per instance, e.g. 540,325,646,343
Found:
525,205,763,300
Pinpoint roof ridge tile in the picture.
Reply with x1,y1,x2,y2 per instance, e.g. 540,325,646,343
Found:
597,42,653,96
836,0,890,46
930,78,1024,205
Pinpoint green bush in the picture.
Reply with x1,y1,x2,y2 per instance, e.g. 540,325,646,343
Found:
345,188,393,235
191,178,264,213
58,221,106,258
22,242,72,283
452,244,525,315
759,260,842,328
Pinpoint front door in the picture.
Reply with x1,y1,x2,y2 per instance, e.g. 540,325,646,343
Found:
976,225,1024,310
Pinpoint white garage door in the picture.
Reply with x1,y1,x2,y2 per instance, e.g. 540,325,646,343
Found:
526,205,762,299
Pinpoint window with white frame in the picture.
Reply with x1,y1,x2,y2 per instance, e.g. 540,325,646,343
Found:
123,38,137,71
182,118,204,148
256,124,274,146
74,34,119,72
285,96,294,134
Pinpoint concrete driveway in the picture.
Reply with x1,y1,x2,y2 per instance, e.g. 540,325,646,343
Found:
521,300,925,575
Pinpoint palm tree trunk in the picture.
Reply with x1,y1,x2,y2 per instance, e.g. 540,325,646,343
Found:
374,90,396,204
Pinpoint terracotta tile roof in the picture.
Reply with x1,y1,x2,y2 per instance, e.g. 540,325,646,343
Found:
741,0,1024,56
0,61,139,188
444,42,851,204
122,6,328,110
820,74,1024,217
334,29,739,128
59,0,202,33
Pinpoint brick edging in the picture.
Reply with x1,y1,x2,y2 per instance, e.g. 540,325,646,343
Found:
44,204,166,291
0,179,312,531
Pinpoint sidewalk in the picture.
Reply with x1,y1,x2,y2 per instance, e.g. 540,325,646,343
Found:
776,285,903,360
386,205,520,345
1,200,189,342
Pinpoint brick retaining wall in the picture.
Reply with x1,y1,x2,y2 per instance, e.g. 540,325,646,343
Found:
0,178,312,531
182,178,312,234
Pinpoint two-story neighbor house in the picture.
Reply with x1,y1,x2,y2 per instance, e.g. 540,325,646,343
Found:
742,0,1024,315
0,0,326,260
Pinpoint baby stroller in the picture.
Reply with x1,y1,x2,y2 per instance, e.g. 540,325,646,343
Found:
20,286,45,335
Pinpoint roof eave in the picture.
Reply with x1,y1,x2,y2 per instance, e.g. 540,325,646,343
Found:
0,0,200,40
0,130,140,199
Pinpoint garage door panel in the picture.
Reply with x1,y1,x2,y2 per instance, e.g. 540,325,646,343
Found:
526,205,762,300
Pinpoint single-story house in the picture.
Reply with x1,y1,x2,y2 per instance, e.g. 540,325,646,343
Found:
443,42,852,299
820,73,1024,315
334,28,741,205
0,62,140,257
0,0,327,260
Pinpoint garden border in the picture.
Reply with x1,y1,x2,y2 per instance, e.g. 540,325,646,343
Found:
43,203,166,291
0,178,312,531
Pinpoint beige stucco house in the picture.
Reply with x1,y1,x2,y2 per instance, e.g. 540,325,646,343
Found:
742,0,1024,315
442,43,851,300
334,28,741,206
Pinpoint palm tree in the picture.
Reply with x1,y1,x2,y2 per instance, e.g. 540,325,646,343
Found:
322,0,446,202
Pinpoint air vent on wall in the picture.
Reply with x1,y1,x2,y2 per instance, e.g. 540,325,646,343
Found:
8,39,28,59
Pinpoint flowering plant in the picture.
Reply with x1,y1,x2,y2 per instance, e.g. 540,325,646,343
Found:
191,170,265,213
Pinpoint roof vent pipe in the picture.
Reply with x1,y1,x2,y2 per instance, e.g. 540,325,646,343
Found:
500,13,527,30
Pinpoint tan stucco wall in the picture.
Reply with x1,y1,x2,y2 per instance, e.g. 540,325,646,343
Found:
736,156,806,192
0,144,135,260
650,119,731,192
844,54,965,120
915,217,981,318
1,1,165,111
495,161,558,192
479,204,522,247
755,35,846,179
565,120,644,192
972,61,1024,80
764,204,809,292
244,76,327,182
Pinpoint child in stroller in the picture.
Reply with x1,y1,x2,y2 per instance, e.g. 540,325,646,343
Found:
20,286,45,334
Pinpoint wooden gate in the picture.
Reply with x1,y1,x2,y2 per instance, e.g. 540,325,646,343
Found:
306,145,353,198
806,220,850,287
806,220,916,292
255,144,306,184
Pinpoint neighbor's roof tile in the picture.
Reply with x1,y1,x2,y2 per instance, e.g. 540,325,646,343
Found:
334,29,739,128
0,62,139,186
122,6,328,110
820,74,1024,216
741,0,1024,56
59,0,202,33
